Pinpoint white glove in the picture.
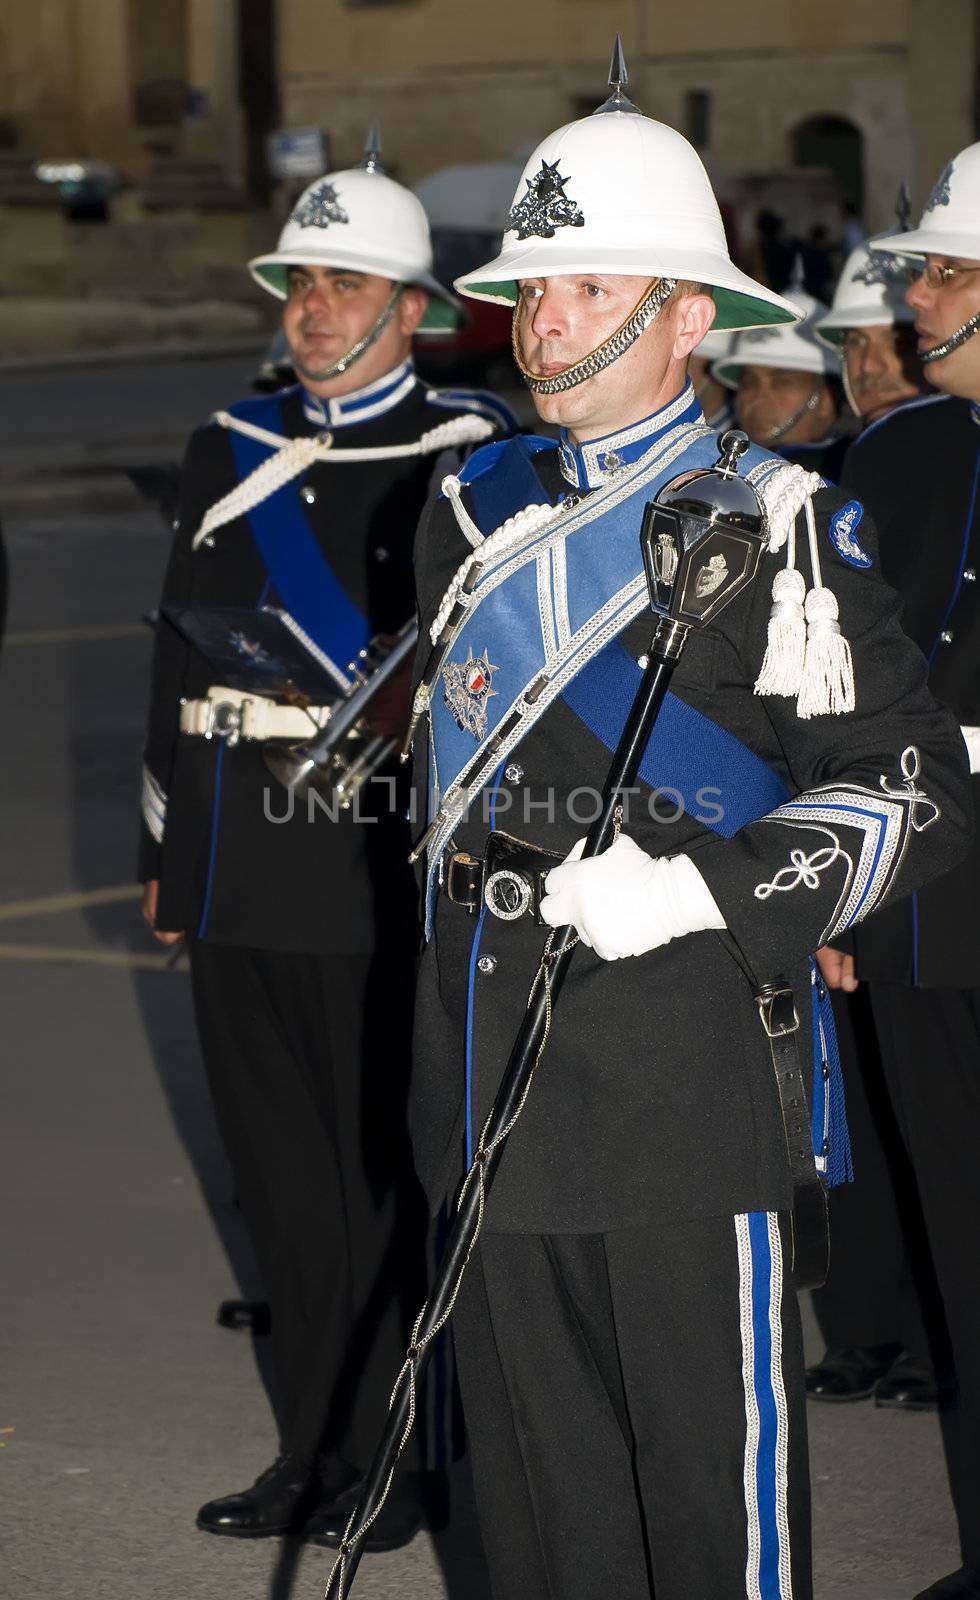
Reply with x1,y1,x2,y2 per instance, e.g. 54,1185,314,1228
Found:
540,833,727,961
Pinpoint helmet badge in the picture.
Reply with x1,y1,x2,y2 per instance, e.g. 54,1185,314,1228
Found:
290,180,350,230
507,159,586,240
925,161,954,213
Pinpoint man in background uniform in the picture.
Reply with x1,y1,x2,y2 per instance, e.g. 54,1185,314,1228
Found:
139,132,511,1548
837,146,980,1600
405,53,970,1600
801,215,942,1414
713,261,849,482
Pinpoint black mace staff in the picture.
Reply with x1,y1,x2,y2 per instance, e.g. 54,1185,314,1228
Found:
322,431,768,1600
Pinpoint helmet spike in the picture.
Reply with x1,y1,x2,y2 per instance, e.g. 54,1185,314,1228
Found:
895,179,913,231
594,34,642,116
359,121,386,174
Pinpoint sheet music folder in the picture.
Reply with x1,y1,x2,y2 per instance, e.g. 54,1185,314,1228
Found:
160,604,343,701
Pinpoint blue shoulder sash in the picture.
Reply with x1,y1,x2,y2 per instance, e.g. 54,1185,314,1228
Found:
223,393,371,688
422,423,787,891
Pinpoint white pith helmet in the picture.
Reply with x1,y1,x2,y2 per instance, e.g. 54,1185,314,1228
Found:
248,126,462,333
454,43,799,332
816,185,916,350
873,143,980,262
713,263,840,387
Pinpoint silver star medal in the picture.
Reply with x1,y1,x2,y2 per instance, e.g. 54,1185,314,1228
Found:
442,647,498,739
291,181,350,230
508,160,586,241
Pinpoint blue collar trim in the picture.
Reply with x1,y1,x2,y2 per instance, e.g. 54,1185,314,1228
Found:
557,382,703,490
302,359,416,430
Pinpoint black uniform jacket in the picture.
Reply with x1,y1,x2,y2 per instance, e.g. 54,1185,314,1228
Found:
844,393,980,988
140,378,505,955
408,442,972,1232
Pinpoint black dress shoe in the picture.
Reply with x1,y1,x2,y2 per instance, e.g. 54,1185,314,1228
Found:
216,1298,271,1335
874,1350,940,1411
804,1343,901,1402
914,1567,980,1598
306,1475,424,1553
196,1453,358,1539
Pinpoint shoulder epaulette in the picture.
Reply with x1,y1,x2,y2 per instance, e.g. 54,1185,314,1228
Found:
451,433,556,491
424,385,520,435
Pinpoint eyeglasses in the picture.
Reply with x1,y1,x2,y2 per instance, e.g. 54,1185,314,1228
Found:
915,261,980,290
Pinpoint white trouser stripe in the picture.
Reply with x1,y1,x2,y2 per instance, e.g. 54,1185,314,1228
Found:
736,1211,793,1600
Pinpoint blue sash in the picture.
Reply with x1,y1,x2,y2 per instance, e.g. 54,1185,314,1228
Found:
563,640,791,837
224,393,371,680
429,428,784,813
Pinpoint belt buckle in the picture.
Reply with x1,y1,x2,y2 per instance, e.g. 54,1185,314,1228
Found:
756,985,799,1038
205,697,244,746
483,831,561,924
484,867,534,921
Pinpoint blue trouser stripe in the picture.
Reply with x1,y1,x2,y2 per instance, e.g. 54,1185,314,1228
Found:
195,740,226,939
748,1210,783,1598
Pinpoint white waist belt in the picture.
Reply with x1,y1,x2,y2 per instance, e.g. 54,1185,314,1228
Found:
179,685,331,743
962,725,980,775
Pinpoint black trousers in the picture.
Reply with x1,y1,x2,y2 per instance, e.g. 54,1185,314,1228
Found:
811,986,933,1354
453,1213,811,1600
871,982,980,1566
189,941,426,1472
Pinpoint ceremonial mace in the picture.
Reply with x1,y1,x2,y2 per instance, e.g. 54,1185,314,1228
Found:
322,431,768,1599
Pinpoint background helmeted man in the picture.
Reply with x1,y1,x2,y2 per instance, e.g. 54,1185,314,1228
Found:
830,145,980,1600
713,262,848,481
404,48,970,1600
801,200,942,1420
139,131,511,1550
816,194,933,431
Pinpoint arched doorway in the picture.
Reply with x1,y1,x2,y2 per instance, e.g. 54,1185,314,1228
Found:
791,114,864,209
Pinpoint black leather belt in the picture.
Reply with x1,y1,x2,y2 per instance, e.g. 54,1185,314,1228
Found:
445,831,564,924
755,982,829,1291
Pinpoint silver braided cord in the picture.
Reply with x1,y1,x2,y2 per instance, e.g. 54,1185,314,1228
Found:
429,496,563,644
512,277,677,394
191,413,495,550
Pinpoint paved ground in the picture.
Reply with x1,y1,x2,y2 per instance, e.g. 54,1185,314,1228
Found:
0,355,967,1599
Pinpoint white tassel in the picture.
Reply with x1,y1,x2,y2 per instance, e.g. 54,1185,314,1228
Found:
797,586,856,718
754,566,806,696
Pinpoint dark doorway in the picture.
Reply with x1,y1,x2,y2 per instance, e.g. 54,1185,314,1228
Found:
792,114,864,208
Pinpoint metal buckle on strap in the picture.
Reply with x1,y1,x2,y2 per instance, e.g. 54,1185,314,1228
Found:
756,984,800,1038
205,698,246,746
445,852,483,914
